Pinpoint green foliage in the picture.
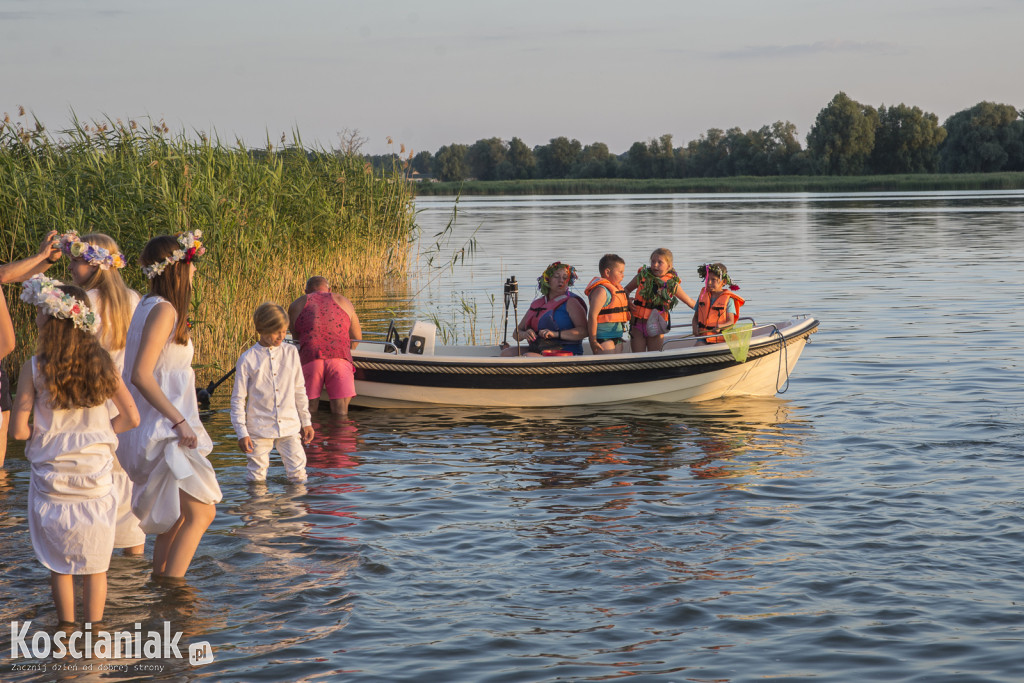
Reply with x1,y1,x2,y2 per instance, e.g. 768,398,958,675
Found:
806,92,878,175
870,104,947,174
434,143,469,181
414,173,1024,196
939,102,1024,173
0,111,416,379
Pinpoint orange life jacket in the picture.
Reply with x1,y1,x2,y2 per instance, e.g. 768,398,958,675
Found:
631,268,677,322
583,277,629,324
695,287,745,343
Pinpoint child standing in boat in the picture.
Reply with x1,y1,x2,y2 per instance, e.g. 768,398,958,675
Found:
231,302,313,483
584,254,629,354
624,248,696,352
692,262,744,343
10,277,139,624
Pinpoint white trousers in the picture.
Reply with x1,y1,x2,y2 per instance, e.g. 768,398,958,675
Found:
247,433,307,482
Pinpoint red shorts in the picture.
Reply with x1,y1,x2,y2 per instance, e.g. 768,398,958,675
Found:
302,358,356,400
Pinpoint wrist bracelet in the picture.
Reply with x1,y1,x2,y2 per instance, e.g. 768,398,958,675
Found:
171,418,186,429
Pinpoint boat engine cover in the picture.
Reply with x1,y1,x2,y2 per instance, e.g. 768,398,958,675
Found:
406,321,436,355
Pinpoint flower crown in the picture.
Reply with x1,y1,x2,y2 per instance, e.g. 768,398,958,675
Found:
698,263,740,291
20,274,101,334
58,232,126,270
142,230,207,279
537,261,578,296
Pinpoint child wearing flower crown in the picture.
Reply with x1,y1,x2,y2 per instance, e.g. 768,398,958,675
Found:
623,248,696,353
231,302,313,483
118,231,222,579
59,231,146,556
10,276,140,624
692,262,744,344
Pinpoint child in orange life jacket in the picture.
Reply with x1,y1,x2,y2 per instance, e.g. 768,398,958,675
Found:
584,254,628,354
623,248,696,353
692,262,744,344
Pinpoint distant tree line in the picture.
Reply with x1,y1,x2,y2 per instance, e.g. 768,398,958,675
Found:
364,94,1024,181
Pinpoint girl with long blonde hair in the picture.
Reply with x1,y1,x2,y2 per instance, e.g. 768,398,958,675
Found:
60,231,146,555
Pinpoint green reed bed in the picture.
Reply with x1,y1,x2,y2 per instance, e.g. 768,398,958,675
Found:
415,173,1024,196
1,112,416,380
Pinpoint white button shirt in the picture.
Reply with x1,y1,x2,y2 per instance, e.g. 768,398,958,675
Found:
230,342,312,440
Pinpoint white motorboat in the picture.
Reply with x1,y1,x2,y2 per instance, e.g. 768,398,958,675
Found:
347,316,819,408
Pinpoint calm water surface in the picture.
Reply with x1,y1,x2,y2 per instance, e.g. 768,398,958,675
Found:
2,191,1023,682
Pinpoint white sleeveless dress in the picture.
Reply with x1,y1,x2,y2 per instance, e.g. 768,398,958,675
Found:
87,287,146,549
116,295,222,534
27,358,117,574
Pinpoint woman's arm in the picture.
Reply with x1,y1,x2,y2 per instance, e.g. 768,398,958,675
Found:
10,360,35,440
130,301,198,448
109,377,140,434
512,310,537,343
0,231,60,284
562,298,589,340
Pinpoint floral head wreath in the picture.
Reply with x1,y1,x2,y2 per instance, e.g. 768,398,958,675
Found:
537,261,578,296
20,274,101,334
58,231,126,270
142,230,207,279
697,263,740,291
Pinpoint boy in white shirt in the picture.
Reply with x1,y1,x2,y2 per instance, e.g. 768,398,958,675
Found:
231,303,314,483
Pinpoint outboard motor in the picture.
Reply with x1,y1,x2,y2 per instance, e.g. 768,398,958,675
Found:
406,321,437,355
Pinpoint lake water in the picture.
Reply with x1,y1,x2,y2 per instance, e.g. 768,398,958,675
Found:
2,191,1024,682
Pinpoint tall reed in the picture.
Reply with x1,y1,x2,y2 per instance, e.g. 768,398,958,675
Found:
1,111,417,380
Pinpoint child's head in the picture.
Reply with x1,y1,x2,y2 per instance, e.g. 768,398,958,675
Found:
22,277,118,409
61,232,128,288
253,302,289,347
141,231,206,345
598,254,625,285
650,248,673,275
697,263,735,292
64,232,134,351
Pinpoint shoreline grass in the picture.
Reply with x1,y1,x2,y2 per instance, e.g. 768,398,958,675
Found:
1,113,416,381
413,172,1024,196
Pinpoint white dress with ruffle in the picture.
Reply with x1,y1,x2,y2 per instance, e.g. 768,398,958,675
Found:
27,358,117,575
87,287,146,549
116,295,222,535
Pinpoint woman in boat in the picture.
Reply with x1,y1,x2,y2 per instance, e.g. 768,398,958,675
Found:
502,262,588,356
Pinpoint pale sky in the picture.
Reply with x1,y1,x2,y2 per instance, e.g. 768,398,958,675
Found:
1,0,1020,156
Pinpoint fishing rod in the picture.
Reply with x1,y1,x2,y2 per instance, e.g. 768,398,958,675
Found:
501,275,518,349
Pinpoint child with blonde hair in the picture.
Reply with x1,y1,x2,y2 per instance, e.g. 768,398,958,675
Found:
118,231,222,580
59,231,145,555
231,302,314,483
624,248,696,352
10,276,139,624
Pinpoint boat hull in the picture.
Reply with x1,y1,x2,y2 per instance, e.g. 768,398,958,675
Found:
347,316,818,408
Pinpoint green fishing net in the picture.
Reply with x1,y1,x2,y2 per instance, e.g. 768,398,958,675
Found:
722,321,753,363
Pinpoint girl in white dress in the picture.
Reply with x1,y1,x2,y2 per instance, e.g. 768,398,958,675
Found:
118,231,222,579
60,231,146,556
10,277,139,624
